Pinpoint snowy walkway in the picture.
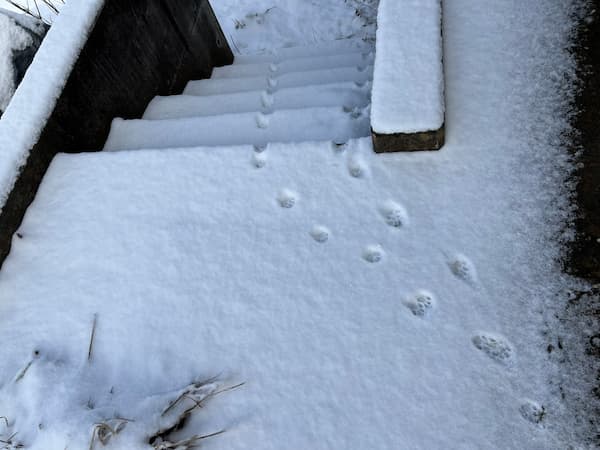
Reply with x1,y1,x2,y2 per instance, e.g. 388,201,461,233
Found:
0,0,588,448
0,140,567,449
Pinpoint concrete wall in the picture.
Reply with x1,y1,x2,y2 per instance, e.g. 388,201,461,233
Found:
0,0,233,268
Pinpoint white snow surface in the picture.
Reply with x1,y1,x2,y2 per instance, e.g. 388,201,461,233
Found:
0,0,103,213
0,7,47,33
0,137,576,449
0,0,590,448
0,10,33,112
0,0,62,20
210,0,377,55
371,0,445,134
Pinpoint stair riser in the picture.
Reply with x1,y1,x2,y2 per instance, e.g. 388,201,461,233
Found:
105,107,371,151
185,66,373,96
213,52,373,79
144,83,372,120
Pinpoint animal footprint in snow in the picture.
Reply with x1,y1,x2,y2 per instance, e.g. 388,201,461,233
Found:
519,400,546,425
379,201,408,228
363,245,384,263
253,144,267,153
448,254,477,284
256,113,270,129
261,91,275,109
472,334,513,364
277,189,297,209
310,226,330,243
362,51,375,62
267,77,278,93
331,140,348,153
348,155,368,178
252,153,266,169
344,105,364,119
405,290,435,317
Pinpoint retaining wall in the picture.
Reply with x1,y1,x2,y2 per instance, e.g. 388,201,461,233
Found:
0,0,233,268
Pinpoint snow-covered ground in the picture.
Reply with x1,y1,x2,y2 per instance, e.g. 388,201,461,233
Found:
213,0,377,53
0,0,62,21
0,0,593,448
0,8,46,114
0,1,19,13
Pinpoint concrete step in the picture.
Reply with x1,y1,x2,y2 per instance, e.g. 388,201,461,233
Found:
184,65,373,96
212,52,373,79
233,38,371,65
143,82,372,120
104,105,371,151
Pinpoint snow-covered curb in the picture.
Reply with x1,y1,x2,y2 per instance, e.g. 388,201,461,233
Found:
371,0,445,136
0,0,104,213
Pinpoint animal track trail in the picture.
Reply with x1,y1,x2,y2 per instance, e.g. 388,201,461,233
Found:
379,200,409,228
404,290,435,317
448,254,477,284
363,245,384,263
310,226,330,243
472,333,514,364
277,189,297,209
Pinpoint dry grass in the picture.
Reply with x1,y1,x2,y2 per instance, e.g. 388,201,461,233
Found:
149,380,244,449
0,428,23,450
88,418,132,450
5,0,64,24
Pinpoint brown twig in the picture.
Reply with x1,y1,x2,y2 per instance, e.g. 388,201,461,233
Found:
88,314,97,362
14,360,33,383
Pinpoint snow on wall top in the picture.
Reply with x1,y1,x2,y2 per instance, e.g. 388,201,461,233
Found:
371,0,445,134
0,0,104,213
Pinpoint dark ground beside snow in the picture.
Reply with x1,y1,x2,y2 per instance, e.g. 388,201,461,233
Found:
564,0,600,445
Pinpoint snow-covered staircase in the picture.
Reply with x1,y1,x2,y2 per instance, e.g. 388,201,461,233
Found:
103,39,374,152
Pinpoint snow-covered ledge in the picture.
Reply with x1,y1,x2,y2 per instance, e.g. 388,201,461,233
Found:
371,0,445,152
0,0,232,267
0,0,102,207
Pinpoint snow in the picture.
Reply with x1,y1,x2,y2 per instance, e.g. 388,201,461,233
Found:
0,1,20,13
0,0,591,448
0,0,104,213
104,105,370,151
143,82,371,120
0,7,47,33
213,51,370,79
0,0,63,22
0,140,574,449
0,10,33,113
183,64,373,96
371,0,445,134
210,0,377,55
